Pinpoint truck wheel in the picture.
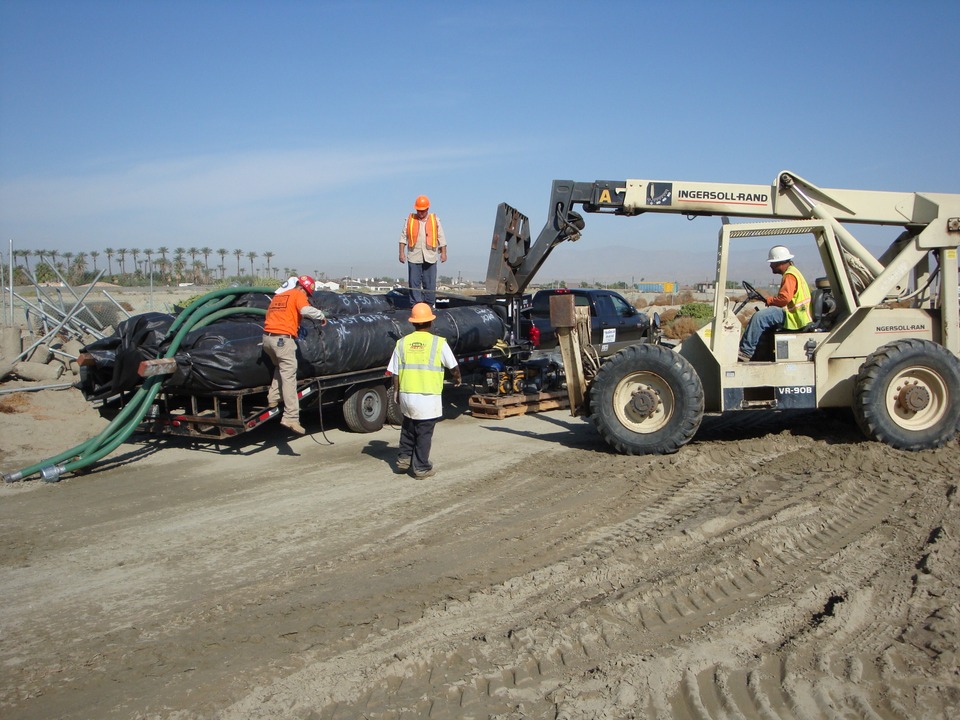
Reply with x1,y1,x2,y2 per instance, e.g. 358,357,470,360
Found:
386,389,403,426
589,344,704,454
853,338,960,450
343,384,388,433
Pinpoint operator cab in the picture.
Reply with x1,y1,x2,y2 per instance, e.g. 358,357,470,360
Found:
754,277,839,361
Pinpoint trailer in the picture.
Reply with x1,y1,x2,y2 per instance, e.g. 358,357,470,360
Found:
128,348,513,440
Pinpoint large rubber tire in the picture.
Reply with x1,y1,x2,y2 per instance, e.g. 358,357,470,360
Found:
386,389,403,426
588,344,704,455
342,383,388,433
852,338,960,450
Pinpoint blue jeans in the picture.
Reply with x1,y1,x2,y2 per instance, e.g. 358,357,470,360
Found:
740,306,785,358
408,261,437,306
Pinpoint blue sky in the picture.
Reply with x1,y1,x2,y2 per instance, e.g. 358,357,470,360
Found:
2,0,958,286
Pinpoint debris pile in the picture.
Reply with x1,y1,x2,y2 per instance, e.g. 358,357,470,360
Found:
1,271,124,393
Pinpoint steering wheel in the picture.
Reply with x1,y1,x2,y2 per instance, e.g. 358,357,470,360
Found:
733,280,766,314
742,280,766,302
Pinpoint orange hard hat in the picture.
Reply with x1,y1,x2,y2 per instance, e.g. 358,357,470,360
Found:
414,195,430,211
409,302,436,323
297,275,316,295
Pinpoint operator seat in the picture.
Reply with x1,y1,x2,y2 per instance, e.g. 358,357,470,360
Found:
806,277,838,331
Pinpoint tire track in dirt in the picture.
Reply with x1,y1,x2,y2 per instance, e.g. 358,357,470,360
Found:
4,404,958,720
221,431,955,719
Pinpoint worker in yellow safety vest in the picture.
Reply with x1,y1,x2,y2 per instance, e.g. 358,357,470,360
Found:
386,302,461,478
399,195,447,306
739,245,812,362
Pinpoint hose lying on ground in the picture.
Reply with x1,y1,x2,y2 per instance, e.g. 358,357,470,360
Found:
2,286,274,483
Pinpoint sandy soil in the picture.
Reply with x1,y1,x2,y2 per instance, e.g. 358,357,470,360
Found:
1,376,958,719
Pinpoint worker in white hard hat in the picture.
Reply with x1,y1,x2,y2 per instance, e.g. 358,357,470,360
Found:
263,275,327,434
738,245,812,362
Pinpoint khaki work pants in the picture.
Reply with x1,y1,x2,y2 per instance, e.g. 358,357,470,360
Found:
262,334,300,425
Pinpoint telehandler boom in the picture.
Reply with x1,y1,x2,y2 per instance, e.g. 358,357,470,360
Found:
487,171,960,453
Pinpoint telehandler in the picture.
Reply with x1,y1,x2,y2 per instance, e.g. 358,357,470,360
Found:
486,171,960,453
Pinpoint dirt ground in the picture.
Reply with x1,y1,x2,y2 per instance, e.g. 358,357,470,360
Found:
1,378,958,720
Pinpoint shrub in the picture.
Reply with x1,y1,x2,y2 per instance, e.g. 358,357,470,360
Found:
678,302,712,321
663,316,702,340
659,308,679,324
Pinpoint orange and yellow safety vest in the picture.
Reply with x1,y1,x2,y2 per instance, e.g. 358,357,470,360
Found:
406,213,439,250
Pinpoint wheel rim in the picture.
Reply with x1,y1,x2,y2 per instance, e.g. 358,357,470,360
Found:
361,391,383,422
612,370,673,433
884,365,948,431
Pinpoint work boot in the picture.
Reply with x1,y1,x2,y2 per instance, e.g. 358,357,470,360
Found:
281,420,306,435
396,456,411,472
412,466,436,479
737,350,752,363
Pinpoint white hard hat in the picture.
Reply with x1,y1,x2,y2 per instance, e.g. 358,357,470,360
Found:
767,245,794,263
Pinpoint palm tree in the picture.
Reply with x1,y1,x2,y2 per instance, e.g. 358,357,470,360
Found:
104,248,115,276
13,249,30,274
143,248,154,279
73,252,87,283
90,250,99,273
116,248,128,276
200,247,212,278
187,247,198,268
130,248,141,272
263,251,275,277
174,251,186,283
246,251,258,278
33,249,46,275
62,251,74,282
234,249,243,277
217,248,228,279
155,246,169,282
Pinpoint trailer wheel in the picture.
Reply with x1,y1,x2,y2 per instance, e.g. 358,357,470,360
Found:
386,389,403,426
343,384,388,433
589,344,704,455
853,338,960,450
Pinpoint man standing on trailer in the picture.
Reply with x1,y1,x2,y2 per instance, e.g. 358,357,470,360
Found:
399,195,447,306
387,302,461,478
739,245,812,361
263,275,327,434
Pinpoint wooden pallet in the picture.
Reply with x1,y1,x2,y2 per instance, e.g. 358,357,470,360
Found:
468,390,569,419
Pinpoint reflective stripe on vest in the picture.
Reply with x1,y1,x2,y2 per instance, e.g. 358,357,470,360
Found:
406,213,439,249
783,265,813,330
397,331,446,395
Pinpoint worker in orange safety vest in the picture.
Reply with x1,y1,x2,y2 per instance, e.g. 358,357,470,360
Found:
399,194,447,306
262,275,327,434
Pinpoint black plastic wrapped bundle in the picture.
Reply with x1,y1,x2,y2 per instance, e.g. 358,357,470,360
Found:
79,312,177,400
228,290,393,317
161,321,271,392
315,291,393,316
79,295,508,397
158,304,507,393
164,306,506,392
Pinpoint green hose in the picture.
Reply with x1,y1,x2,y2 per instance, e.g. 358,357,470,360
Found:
3,286,274,482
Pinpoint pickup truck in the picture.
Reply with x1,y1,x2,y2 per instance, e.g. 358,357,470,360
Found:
521,288,660,355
